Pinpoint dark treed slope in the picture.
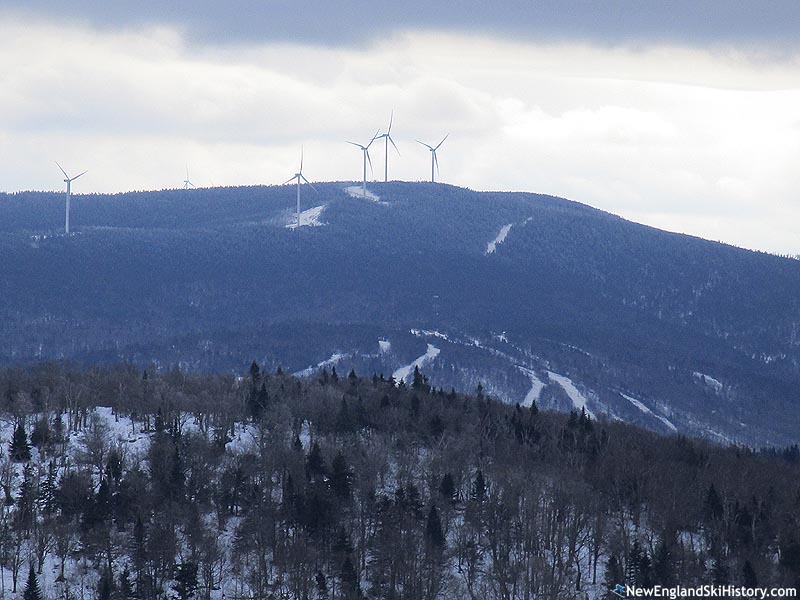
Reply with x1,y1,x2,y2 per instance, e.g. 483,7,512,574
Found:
1,182,799,446
0,364,799,599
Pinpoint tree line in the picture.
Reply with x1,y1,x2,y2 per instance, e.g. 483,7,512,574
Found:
0,362,799,599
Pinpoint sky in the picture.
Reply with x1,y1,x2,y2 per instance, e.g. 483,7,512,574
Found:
2,1,800,255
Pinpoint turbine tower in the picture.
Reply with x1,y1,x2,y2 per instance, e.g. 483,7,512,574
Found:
283,147,316,228
55,162,87,235
416,134,449,183
346,130,379,198
376,111,399,182
183,165,195,189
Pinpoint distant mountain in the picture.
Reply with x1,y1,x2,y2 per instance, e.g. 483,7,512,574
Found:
1,182,799,446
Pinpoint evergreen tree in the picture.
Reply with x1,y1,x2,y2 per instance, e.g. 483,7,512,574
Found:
339,555,360,599
425,504,445,548
30,417,50,449
335,398,354,433
439,472,457,504
119,566,135,599
472,469,486,503
172,561,199,600
652,538,673,586
97,569,113,600
306,442,327,481
330,451,352,499
705,484,724,521
249,360,260,383
412,366,430,392
315,571,328,599
23,563,42,600
9,421,31,462
38,460,58,515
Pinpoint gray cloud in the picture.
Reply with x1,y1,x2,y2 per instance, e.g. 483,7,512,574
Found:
7,0,800,47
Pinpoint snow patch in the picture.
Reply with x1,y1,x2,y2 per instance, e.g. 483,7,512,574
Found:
294,352,350,377
518,367,546,407
410,328,451,341
548,371,595,418
486,223,513,254
378,339,391,353
393,344,440,383
693,371,723,393
285,204,327,228
345,185,384,203
620,393,678,432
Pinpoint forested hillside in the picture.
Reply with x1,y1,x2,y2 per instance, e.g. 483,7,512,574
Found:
0,364,799,599
1,183,799,446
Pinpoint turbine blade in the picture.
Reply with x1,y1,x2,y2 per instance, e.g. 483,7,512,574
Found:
300,147,304,173
366,150,373,175
387,110,393,133
346,141,363,149
55,161,69,179
388,135,400,155
435,133,449,150
72,170,88,181
302,175,318,193
416,140,434,150
434,152,440,175
367,129,380,148
283,175,297,185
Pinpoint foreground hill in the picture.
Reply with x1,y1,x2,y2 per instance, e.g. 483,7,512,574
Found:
0,365,798,599
1,182,799,446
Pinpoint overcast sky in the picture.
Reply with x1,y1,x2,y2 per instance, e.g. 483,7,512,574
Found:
2,1,800,254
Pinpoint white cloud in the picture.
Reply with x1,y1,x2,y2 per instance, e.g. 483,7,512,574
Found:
2,18,800,253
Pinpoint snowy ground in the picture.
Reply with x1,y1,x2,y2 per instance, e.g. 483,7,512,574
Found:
410,328,451,341
693,371,723,393
621,393,678,432
344,185,384,203
294,352,350,377
518,367,546,407
548,371,595,418
285,204,327,228
393,344,441,383
486,223,513,254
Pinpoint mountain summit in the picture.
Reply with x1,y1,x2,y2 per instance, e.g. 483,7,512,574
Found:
2,182,799,446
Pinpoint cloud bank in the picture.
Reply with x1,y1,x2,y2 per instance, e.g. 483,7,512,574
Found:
1,14,800,254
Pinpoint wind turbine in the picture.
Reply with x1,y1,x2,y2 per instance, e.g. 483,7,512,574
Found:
346,130,379,198
183,165,195,189
375,111,400,182
55,162,87,235
416,134,449,183
283,147,316,229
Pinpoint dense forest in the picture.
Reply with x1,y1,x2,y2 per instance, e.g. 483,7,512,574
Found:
0,362,798,599
1,183,800,447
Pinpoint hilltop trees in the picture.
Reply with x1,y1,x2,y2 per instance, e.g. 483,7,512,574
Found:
0,363,798,598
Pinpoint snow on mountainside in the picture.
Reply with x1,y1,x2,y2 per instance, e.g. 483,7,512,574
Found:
393,343,441,383
518,367,546,407
1,181,800,446
547,372,595,418
285,204,327,228
486,223,513,254
621,392,678,433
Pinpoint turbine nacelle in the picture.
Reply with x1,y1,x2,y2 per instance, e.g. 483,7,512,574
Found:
416,134,449,183
55,161,87,235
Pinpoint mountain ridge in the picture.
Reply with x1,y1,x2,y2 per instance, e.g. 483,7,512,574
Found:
1,181,799,446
